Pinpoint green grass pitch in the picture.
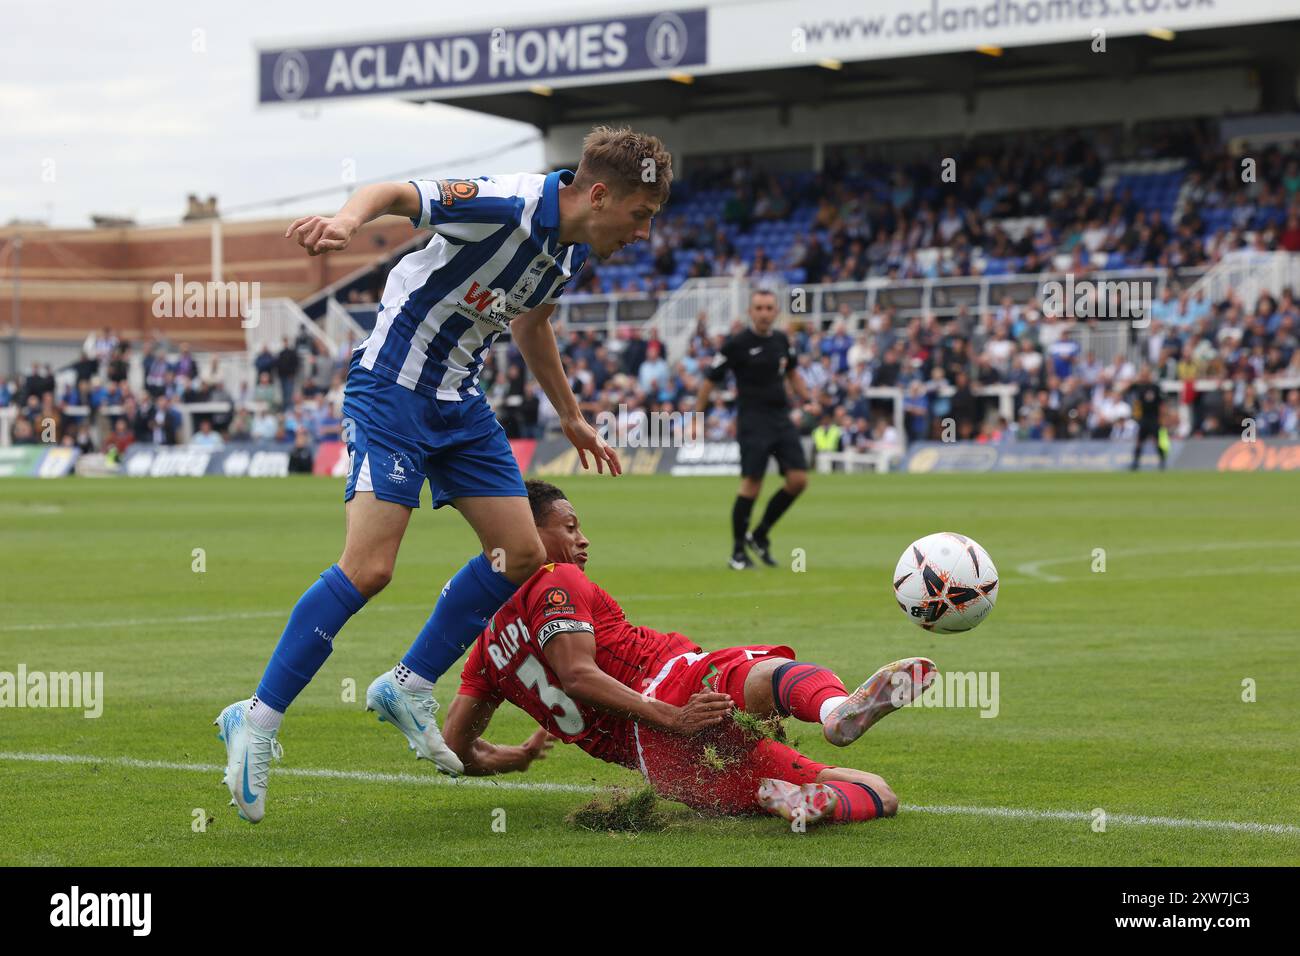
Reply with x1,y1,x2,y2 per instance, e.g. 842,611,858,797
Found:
1,472,1298,866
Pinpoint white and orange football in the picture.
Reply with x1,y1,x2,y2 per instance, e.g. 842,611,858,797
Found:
893,532,999,633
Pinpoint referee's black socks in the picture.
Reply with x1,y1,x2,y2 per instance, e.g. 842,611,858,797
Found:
754,489,797,541
732,495,756,553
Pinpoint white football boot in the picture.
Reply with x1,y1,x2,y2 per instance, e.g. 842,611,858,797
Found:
214,699,283,824
822,657,938,747
365,672,464,776
756,778,838,827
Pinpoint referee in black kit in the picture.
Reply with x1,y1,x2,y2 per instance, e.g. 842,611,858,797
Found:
694,288,813,569
1128,365,1167,470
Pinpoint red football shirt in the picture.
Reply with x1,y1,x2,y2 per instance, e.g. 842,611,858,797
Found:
458,562,700,768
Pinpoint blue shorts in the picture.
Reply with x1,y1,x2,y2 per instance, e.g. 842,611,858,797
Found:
341,354,525,509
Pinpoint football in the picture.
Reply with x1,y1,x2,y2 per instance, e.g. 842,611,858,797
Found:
893,532,999,633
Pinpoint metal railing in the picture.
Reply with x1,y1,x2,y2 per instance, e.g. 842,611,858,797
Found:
551,291,664,339
323,298,367,357
644,277,751,361
649,270,1169,365
1060,322,1131,367
1185,251,1300,312
245,297,337,358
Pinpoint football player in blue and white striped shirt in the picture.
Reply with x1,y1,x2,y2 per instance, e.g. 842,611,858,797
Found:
216,127,672,822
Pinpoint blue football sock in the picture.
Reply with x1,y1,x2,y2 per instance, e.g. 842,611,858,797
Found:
401,552,520,683
254,564,367,713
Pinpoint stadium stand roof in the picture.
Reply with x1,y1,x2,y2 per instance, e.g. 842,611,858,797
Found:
255,0,1300,128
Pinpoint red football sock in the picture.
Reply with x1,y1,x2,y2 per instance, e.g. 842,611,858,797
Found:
825,781,886,822
771,662,847,723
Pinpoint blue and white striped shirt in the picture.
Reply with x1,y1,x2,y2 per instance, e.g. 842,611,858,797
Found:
357,169,589,401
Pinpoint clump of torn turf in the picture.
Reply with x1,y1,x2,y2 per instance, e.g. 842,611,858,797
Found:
730,708,788,743
567,786,668,832
567,711,807,828
699,744,728,771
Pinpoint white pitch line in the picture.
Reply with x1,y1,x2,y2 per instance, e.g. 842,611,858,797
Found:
2,750,1296,836
902,803,1300,836
1016,540,1300,583
0,750,595,794
0,611,288,633
0,588,849,634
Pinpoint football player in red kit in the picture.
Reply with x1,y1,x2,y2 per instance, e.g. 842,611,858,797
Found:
440,480,937,826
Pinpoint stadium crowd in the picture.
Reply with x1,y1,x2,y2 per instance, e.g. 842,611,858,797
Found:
482,281,1300,454
4,121,1300,457
0,327,346,470
575,124,1300,293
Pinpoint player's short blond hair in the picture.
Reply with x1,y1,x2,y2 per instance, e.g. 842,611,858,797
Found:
574,126,672,205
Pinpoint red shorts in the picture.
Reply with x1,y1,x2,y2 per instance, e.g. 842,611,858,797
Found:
634,645,830,815
645,644,795,709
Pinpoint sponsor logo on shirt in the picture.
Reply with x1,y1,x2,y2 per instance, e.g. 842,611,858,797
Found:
437,179,479,206
541,587,576,618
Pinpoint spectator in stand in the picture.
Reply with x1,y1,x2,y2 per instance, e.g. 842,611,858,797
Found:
227,409,253,442
637,341,670,398
103,417,134,459
107,343,130,385
253,371,280,411
281,401,306,443
10,416,37,444
870,416,902,456
276,337,299,410
811,411,842,465
143,346,169,397
1281,213,1300,253
254,345,276,381
821,320,854,374
251,407,278,442
517,382,541,439
873,346,901,388
174,343,198,381
620,327,649,375
24,363,54,401
902,380,930,442
303,341,334,398
147,395,181,445
949,371,979,439
93,327,118,366
191,418,224,449
652,237,676,277
1281,390,1300,437
288,430,314,474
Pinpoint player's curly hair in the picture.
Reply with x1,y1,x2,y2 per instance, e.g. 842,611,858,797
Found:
525,479,568,525
574,126,673,204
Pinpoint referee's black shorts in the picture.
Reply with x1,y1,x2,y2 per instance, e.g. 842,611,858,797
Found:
738,414,808,478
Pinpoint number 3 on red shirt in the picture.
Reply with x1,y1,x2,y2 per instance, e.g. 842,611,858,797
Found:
517,654,585,734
